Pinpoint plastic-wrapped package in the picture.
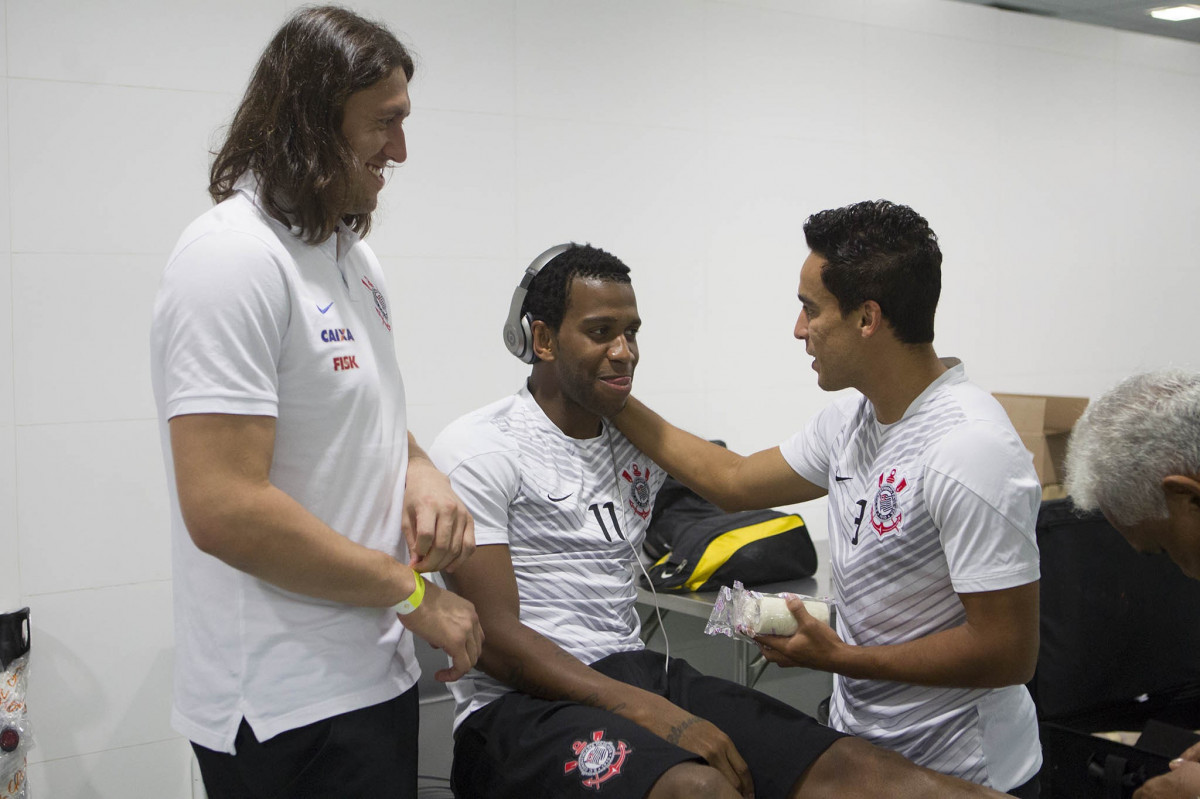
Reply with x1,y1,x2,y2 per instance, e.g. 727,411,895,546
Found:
0,608,31,799
705,581,835,642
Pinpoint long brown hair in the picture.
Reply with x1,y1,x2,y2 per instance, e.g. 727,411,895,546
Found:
209,6,414,243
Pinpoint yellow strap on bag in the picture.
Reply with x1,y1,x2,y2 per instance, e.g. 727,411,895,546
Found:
682,515,805,592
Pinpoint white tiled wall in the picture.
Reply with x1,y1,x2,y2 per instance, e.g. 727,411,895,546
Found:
16,421,168,595
0,0,15,628
0,421,16,612
12,255,163,425
7,79,232,256
3,1,1200,796
370,108,518,260
6,0,285,93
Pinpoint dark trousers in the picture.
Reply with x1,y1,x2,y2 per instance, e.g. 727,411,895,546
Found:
192,687,419,799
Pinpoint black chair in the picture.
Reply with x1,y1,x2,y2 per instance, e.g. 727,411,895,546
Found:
1029,499,1200,797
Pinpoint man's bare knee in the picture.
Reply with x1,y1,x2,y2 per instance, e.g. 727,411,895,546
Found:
648,761,741,799
793,737,1008,798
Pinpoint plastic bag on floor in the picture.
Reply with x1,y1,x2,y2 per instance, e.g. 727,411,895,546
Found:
0,608,31,799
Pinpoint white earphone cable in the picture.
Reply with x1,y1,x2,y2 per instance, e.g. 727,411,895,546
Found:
605,421,670,675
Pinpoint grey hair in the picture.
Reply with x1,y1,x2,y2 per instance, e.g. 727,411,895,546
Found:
1064,369,1200,525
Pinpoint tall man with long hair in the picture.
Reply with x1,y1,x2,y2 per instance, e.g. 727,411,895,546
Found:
150,8,482,796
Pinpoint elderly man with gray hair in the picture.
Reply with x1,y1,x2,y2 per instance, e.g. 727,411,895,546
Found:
1064,368,1200,799
1065,369,1200,580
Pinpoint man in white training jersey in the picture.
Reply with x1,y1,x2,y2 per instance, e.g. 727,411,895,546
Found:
615,201,1043,796
430,242,1017,799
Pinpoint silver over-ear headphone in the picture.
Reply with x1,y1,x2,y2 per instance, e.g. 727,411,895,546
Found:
502,243,574,363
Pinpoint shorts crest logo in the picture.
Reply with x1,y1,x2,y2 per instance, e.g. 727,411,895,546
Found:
360,276,391,331
621,462,653,520
870,468,907,538
563,729,632,790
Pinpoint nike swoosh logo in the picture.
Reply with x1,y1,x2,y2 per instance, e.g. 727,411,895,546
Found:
835,475,853,482
317,301,334,314
548,493,573,502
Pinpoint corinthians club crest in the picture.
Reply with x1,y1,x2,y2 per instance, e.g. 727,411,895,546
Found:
870,468,908,538
621,462,653,520
360,276,391,331
563,729,632,790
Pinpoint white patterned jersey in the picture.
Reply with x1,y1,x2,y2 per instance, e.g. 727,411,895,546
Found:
779,360,1042,790
430,386,666,730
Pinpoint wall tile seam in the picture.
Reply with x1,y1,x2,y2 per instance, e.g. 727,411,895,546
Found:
5,74,236,97
869,25,1125,66
11,416,160,428
704,0,867,26
25,734,189,765
9,250,172,257
20,577,173,598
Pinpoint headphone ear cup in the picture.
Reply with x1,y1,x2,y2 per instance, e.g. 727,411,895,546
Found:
504,243,572,363
503,317,524,359
519,313,536,364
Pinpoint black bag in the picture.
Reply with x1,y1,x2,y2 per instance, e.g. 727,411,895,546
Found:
641,474,816,592
1031,499,1200,798
0,608,29,672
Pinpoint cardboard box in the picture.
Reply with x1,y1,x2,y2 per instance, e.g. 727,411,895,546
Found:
992,393,1089,496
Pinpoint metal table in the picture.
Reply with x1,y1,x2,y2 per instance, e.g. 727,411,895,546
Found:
635,538,831,688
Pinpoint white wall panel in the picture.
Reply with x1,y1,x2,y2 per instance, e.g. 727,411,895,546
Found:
960,141,1124,393
1114,64,1200,147
515,0,708,129
1116,28,1200,74
13,254,161,426
25,582,175,761
0,0,7,77
388,254,527,413
9,80,234,256
0,80,8,255
8,0,285,93
865,0,999,42
17,420,168,595
515,118,710,397
314,0,518,116
369,109,517,260
715,0,864,24
514,118,711,255
994,46,1117,152
994,4,1117,58
0,253,13,612
707,3,866,142
703,135,866,392
861,25,1001,152
0,424,16,611
26,736,192,799
0,251,11,426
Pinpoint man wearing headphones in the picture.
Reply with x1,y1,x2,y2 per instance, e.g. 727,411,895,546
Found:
428,243,1014,798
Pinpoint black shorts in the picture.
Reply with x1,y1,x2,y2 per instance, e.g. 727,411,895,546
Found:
451,649,847,799
192,687,419,799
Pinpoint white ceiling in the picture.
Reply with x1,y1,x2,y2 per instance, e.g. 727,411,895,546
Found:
951,0,1200,43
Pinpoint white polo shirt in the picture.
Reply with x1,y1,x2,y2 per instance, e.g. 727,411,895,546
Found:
151,177,419,753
